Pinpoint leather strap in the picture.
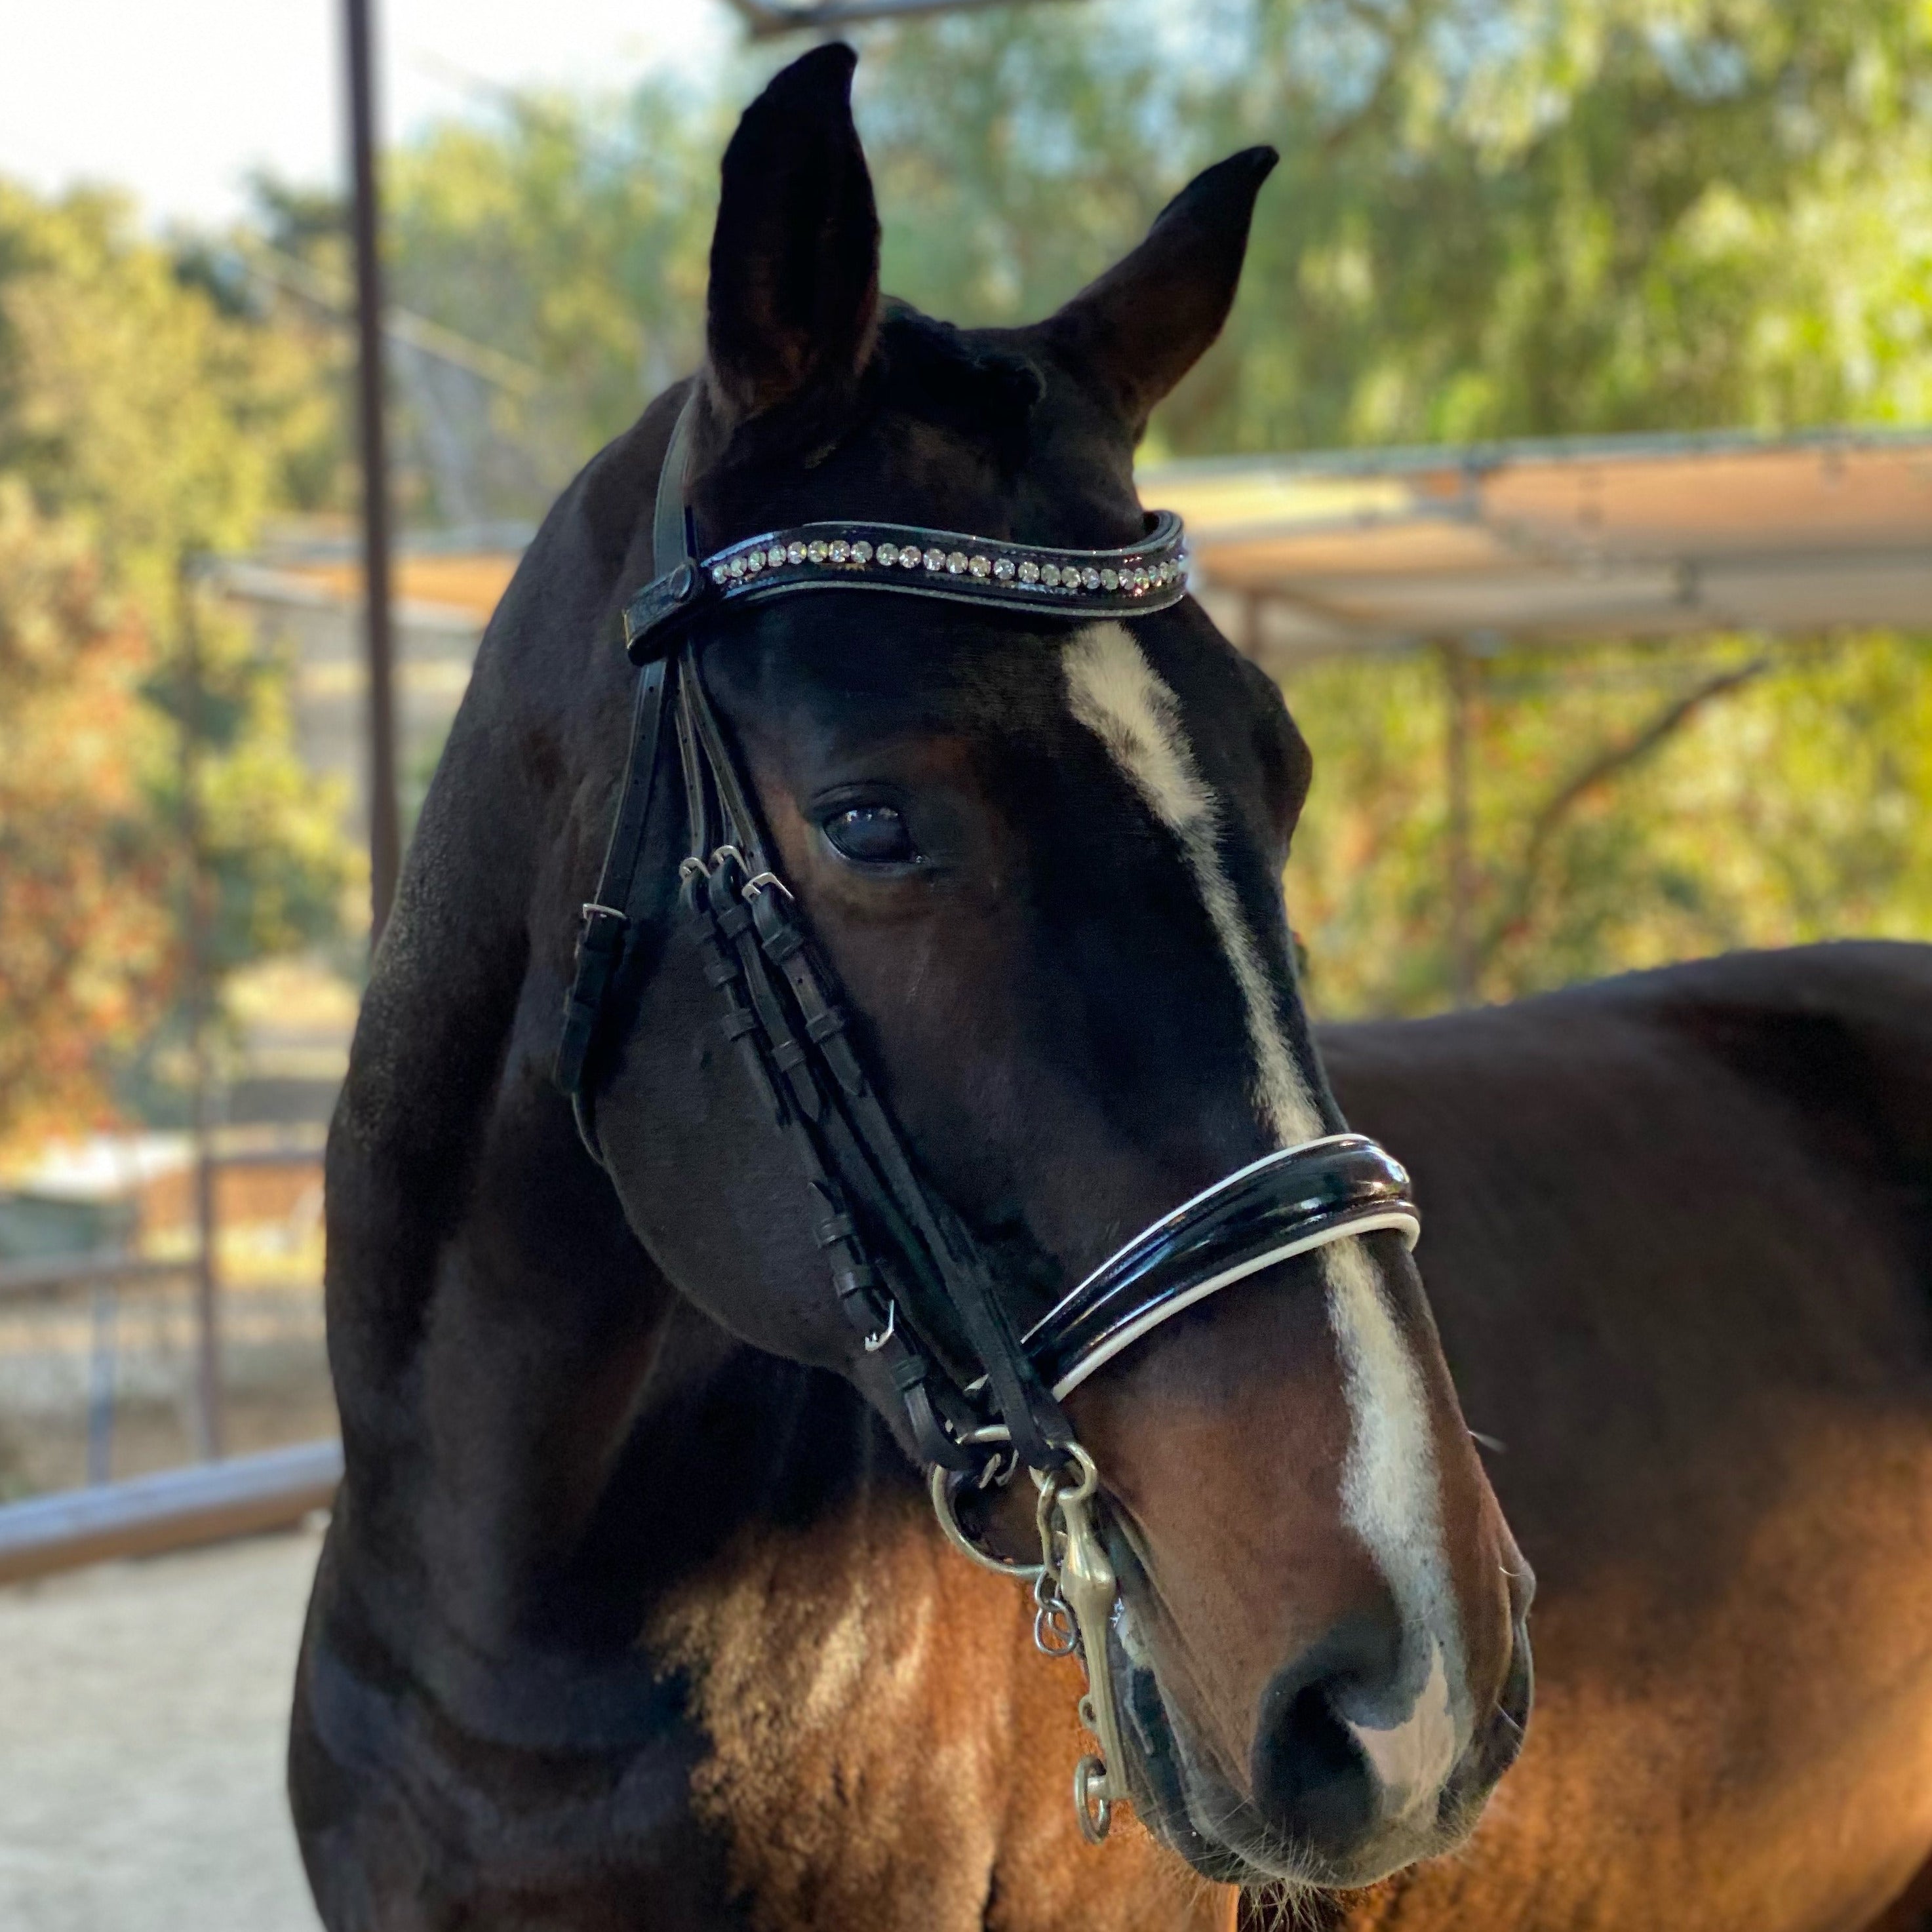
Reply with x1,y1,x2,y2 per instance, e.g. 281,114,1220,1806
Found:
554,395,701,1163
622,396,712,659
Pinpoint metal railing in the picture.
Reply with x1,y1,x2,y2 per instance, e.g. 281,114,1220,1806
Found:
0,1145,327,1491
0,1438,342,1585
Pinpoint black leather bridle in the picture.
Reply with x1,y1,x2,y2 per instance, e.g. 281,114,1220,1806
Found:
555,397,1421,1483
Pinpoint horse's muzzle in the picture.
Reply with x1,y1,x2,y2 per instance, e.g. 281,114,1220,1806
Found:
1118,1609,1533,1893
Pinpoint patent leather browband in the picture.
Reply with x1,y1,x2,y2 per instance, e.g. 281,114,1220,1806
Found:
558,395,1421,1482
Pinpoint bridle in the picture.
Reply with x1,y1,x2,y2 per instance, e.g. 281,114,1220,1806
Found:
555,394,1422,1842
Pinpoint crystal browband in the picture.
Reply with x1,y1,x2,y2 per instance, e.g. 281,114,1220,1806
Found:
624,508,1189,660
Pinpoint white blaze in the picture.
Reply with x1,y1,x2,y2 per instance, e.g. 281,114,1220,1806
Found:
1062,620,1469,1779
1062,622,1320,1147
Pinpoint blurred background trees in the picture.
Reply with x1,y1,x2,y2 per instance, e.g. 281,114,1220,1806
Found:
0,184,353,1153
3,0,1930,1141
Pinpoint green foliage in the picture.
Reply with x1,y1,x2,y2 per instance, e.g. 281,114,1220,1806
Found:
9,0,1929,1078
0,182,336,594
379,83,725,517
1284,632,1932,1015
848,0,1932,455
0,184,354,1145
359,0,1932,472
359,3,1932,1015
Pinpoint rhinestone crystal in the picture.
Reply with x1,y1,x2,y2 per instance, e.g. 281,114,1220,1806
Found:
1019,560,1040,583
993,557,1015,580
969,554,991,578
900,546,921,569
745,550,764,574
711,564,730,585
1083,566,1101,590
923,548,945,571
828,540,849,564
1041,564,1061,587
806,540,828,564
785,542,806,566
946,551,968,574
728,557,747,578
852,540,873,564
766,545,785,568
1101,568,1118,590
877,542,899,566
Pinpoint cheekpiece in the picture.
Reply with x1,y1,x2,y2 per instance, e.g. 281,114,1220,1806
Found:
625,509,1189,661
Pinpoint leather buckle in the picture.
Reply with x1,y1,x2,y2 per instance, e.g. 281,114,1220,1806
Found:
623,560,711,662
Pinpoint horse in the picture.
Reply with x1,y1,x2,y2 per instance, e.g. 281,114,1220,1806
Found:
290,43,1932,1932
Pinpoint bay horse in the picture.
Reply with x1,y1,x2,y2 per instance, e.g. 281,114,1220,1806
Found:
291,44,1932,1932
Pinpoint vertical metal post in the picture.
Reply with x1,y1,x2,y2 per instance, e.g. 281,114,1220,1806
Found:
1242,591,1265,663
1441,638,1478,1010
346,0,401,942
176,564,224,1461
86,1282,117,1485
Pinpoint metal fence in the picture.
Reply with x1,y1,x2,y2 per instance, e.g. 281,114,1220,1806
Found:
0,1149,332,1501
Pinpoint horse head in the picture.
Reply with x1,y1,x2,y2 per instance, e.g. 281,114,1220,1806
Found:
554,45,1531,1893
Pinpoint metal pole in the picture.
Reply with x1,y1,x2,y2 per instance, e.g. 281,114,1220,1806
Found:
1441,639,1478,1009
176,564,224,1461
86,1284,117,1485
345,0,401,942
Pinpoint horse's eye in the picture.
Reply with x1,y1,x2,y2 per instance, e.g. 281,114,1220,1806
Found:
822,804,917,866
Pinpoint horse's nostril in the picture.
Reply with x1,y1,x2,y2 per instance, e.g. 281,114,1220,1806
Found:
1250,1674,1378,1855
1251,1615,1412,1859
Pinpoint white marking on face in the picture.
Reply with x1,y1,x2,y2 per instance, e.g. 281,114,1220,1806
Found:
1062,620,1470,1792
1348,1639,1459,1824
1062,621,1320,1147
1321,1234,1470,1757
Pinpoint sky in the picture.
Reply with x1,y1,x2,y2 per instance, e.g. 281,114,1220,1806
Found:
0,0,734,229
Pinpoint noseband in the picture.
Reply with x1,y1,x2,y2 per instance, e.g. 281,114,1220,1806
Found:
556,395,1421,1841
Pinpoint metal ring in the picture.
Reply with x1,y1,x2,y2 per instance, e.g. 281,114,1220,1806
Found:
1073,1755,1113,1843
740,871,793,902
1032,1440,1099,1508
928,1463,1046,1582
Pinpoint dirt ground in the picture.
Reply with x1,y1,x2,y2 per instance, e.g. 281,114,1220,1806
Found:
0,1524,325,1932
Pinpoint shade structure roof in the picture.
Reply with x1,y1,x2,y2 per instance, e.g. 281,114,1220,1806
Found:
1141,428,1932,665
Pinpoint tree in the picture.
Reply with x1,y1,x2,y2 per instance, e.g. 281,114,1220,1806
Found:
0,487,172,1152
218,0,1932,1016
0,183,355,1152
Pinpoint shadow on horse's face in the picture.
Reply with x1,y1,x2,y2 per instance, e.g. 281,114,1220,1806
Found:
589,43,1530,1897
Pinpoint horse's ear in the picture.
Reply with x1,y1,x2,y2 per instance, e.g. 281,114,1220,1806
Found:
1043,147,1278,435
704,43,881,428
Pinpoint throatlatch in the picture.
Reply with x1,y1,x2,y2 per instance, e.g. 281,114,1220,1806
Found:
556,392,1422,1842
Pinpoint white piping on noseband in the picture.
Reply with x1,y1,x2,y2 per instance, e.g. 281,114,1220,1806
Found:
1046,1134,1420,1396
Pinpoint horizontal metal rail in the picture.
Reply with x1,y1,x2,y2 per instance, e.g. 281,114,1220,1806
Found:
0,1252,196,1303
0,1439,342,1586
